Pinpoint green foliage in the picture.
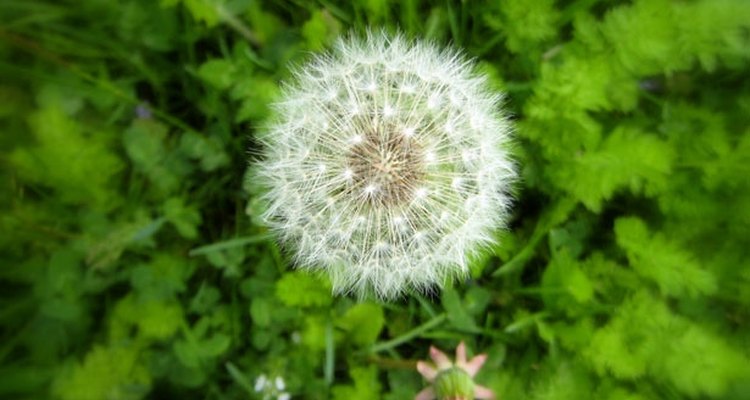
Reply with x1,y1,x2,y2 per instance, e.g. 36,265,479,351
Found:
111,295,183,341
52,345,151,400
490,0,561,54
1,0,749,399
332,366,381,400
163,198,202,239
11,105,123,209
442,287,480,331
585,292,749,397
337,302,385,346
615,217,716,297
541,250,594,311
276,271,333,307
197,59,236,90
122,119,190,196
162,0,221,26
302,10,341,51
600,0,750,74
550,126,674,212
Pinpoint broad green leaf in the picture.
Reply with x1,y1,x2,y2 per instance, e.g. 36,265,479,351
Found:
302,315,328,352
137,301,183,340
464,286,492,316
197,59,236,90
332,366,381,400
205,246,246,277
356,0,388,23
245,1,283,44
52,345,151,400
162,0,220,26
174,332,231,369
178,131,229,171
232,75,279,122
249,297,272,328
276,272,332,308
337,302,384,346
130,255,192,300
442,287,479,331
189,285,221,314
163,197,202,239
301,10,341,51
110,294,183,341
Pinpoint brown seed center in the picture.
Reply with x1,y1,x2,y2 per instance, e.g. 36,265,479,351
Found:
347,123,424,207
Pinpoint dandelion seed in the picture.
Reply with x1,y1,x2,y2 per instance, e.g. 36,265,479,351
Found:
257,31,515,299
383,105,396,117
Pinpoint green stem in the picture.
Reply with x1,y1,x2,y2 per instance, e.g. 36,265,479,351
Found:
325,316,335,386
188,233,273,256
368,313,447,354
225,361,255,394
492,197,576,277
216,5,260,47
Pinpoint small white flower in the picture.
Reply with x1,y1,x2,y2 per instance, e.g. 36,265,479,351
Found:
257,31,515,299
274,376,285,391
254,374,268,392
254,374,291,400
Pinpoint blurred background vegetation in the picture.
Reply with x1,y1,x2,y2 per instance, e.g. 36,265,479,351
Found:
1,0,749,399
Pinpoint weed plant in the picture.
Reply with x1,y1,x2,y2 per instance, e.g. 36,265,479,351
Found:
1,1,749,399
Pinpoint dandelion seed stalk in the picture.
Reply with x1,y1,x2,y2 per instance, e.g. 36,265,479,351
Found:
257,31,515,299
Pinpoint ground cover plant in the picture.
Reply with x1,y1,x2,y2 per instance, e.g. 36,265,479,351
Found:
1,0,749,399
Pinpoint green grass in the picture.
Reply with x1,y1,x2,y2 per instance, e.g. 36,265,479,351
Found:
2,0,750,399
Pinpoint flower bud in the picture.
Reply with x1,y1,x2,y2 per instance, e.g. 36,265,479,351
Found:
415,342,495,400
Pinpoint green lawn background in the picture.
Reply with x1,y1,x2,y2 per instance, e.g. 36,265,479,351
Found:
1,0,749,399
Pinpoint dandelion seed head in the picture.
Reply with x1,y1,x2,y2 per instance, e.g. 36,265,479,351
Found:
257,31,515,300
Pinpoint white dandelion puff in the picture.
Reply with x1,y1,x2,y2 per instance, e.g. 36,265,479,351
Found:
256,31,515,300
